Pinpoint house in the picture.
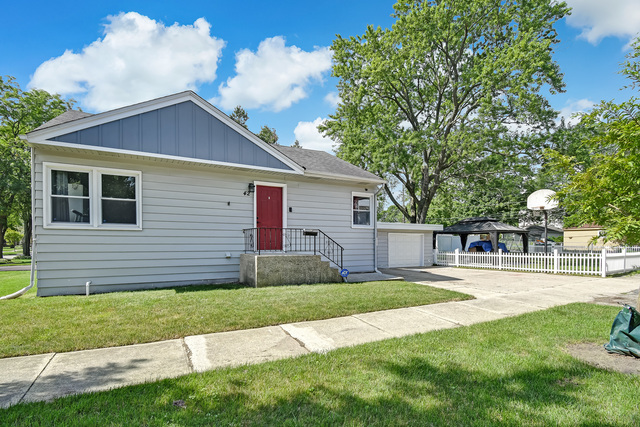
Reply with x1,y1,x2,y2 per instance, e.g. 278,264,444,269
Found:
23,91,390,296
563,224,610,247
524,224,564,243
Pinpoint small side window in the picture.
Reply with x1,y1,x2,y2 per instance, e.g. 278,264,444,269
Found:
352,193,373,227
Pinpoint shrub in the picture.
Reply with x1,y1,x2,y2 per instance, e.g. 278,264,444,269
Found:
4,229,23,248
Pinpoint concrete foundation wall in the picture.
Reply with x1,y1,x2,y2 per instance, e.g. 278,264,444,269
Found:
240,254,342,287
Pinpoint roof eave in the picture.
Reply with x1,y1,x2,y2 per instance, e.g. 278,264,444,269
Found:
303,171,386,185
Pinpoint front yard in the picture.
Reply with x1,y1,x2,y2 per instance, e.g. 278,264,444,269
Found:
2,303,638,425
0,271,471,358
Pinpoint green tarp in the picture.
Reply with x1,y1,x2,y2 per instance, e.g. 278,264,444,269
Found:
604,305,640,358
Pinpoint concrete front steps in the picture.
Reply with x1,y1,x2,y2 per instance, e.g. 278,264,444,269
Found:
239,253,343,287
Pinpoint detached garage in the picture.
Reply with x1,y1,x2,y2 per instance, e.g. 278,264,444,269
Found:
377,222,443,268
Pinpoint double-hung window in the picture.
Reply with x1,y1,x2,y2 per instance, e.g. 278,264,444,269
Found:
352,192,373,228
44,163,142,229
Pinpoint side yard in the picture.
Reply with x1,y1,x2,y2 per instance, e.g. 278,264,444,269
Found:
2,304,638,425
0,271,471,358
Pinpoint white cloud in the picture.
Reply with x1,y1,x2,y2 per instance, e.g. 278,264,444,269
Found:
293,117,335,152
566,0,640,45
558,98,595,125
324,91,340,108
29,12,225,111
215,37,332,112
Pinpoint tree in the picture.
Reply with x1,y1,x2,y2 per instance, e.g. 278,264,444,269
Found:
0,76,74,257
257,125,279,145
320,0,568,223
547,40,640,245
230,105,249,129
291,139,302,148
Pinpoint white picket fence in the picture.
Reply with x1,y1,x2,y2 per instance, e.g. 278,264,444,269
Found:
434,247,640,277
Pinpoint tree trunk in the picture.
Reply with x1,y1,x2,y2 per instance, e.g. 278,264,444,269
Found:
0,220,6,260
22,215,32,257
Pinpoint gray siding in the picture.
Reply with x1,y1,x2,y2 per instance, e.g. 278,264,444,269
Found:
377,230,434,268
34,150,375,296
50,101,292,171
286,182,375,273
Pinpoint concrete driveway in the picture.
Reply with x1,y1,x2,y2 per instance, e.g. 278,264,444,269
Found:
381,266,639,304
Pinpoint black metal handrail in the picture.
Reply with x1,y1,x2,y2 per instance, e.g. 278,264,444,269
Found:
242,227,344,270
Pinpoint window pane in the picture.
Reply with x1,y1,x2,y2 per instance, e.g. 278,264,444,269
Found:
52,197,90,223
102,175,136,199
354,196,370,211
51,170,89,196
353,211,370,226
102,200,137,224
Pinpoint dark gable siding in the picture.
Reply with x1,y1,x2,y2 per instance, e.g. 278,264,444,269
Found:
51,101,293,171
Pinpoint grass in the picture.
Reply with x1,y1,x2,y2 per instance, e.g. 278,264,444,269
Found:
0,271,470,358
0,257,31,265
2,246,21,255
2,303,638,425
0,271,33,296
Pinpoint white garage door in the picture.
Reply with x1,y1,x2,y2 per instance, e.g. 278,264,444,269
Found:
388,233,424,267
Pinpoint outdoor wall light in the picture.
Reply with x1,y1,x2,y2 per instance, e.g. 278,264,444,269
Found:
244,183,255,196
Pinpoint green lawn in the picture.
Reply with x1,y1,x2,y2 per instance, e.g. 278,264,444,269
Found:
0,271,470,358
2,304,637,425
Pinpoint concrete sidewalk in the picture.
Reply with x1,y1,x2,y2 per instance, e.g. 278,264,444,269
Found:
1,267,637,408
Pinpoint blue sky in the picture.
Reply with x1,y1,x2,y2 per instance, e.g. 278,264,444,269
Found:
2,0,640,151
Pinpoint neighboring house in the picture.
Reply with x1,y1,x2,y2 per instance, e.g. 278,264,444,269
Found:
524,224,564,242
23,91,387,296
563,224,610,247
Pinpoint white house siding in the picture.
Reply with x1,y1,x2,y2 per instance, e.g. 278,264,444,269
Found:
33,149,376,296
377,230,435,269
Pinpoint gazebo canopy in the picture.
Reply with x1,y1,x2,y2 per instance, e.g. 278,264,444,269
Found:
439,217,529,253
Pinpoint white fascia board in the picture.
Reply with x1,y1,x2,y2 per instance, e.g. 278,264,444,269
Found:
30,141,304,176
377,222,443,232
25,91,304,174
303,171,386,185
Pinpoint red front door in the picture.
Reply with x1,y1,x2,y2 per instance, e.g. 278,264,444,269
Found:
256,185,283,250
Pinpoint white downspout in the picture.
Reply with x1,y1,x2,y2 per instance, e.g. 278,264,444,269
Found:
373,184,384,273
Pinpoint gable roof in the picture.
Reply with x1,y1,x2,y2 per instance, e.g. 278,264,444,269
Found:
274,145,384,183
33,110,93,131
24,91,384,184
25,91,302,174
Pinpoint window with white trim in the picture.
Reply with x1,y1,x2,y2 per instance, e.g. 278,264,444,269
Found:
352,192,373,227
44,163,141,229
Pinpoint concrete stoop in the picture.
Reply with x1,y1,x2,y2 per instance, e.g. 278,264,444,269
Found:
239,253,343,287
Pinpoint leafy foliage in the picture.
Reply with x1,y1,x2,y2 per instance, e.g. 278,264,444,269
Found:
547,41,640,245
0,76,74,256
257,125,279,145
322,0,568,223
229,105,249,129
4,229,23,247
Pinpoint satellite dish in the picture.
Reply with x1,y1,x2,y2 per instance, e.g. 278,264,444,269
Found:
527,189,558,211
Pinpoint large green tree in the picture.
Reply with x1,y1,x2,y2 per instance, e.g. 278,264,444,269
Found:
321,0,568,223
0,76,73,256
547,41,640,245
